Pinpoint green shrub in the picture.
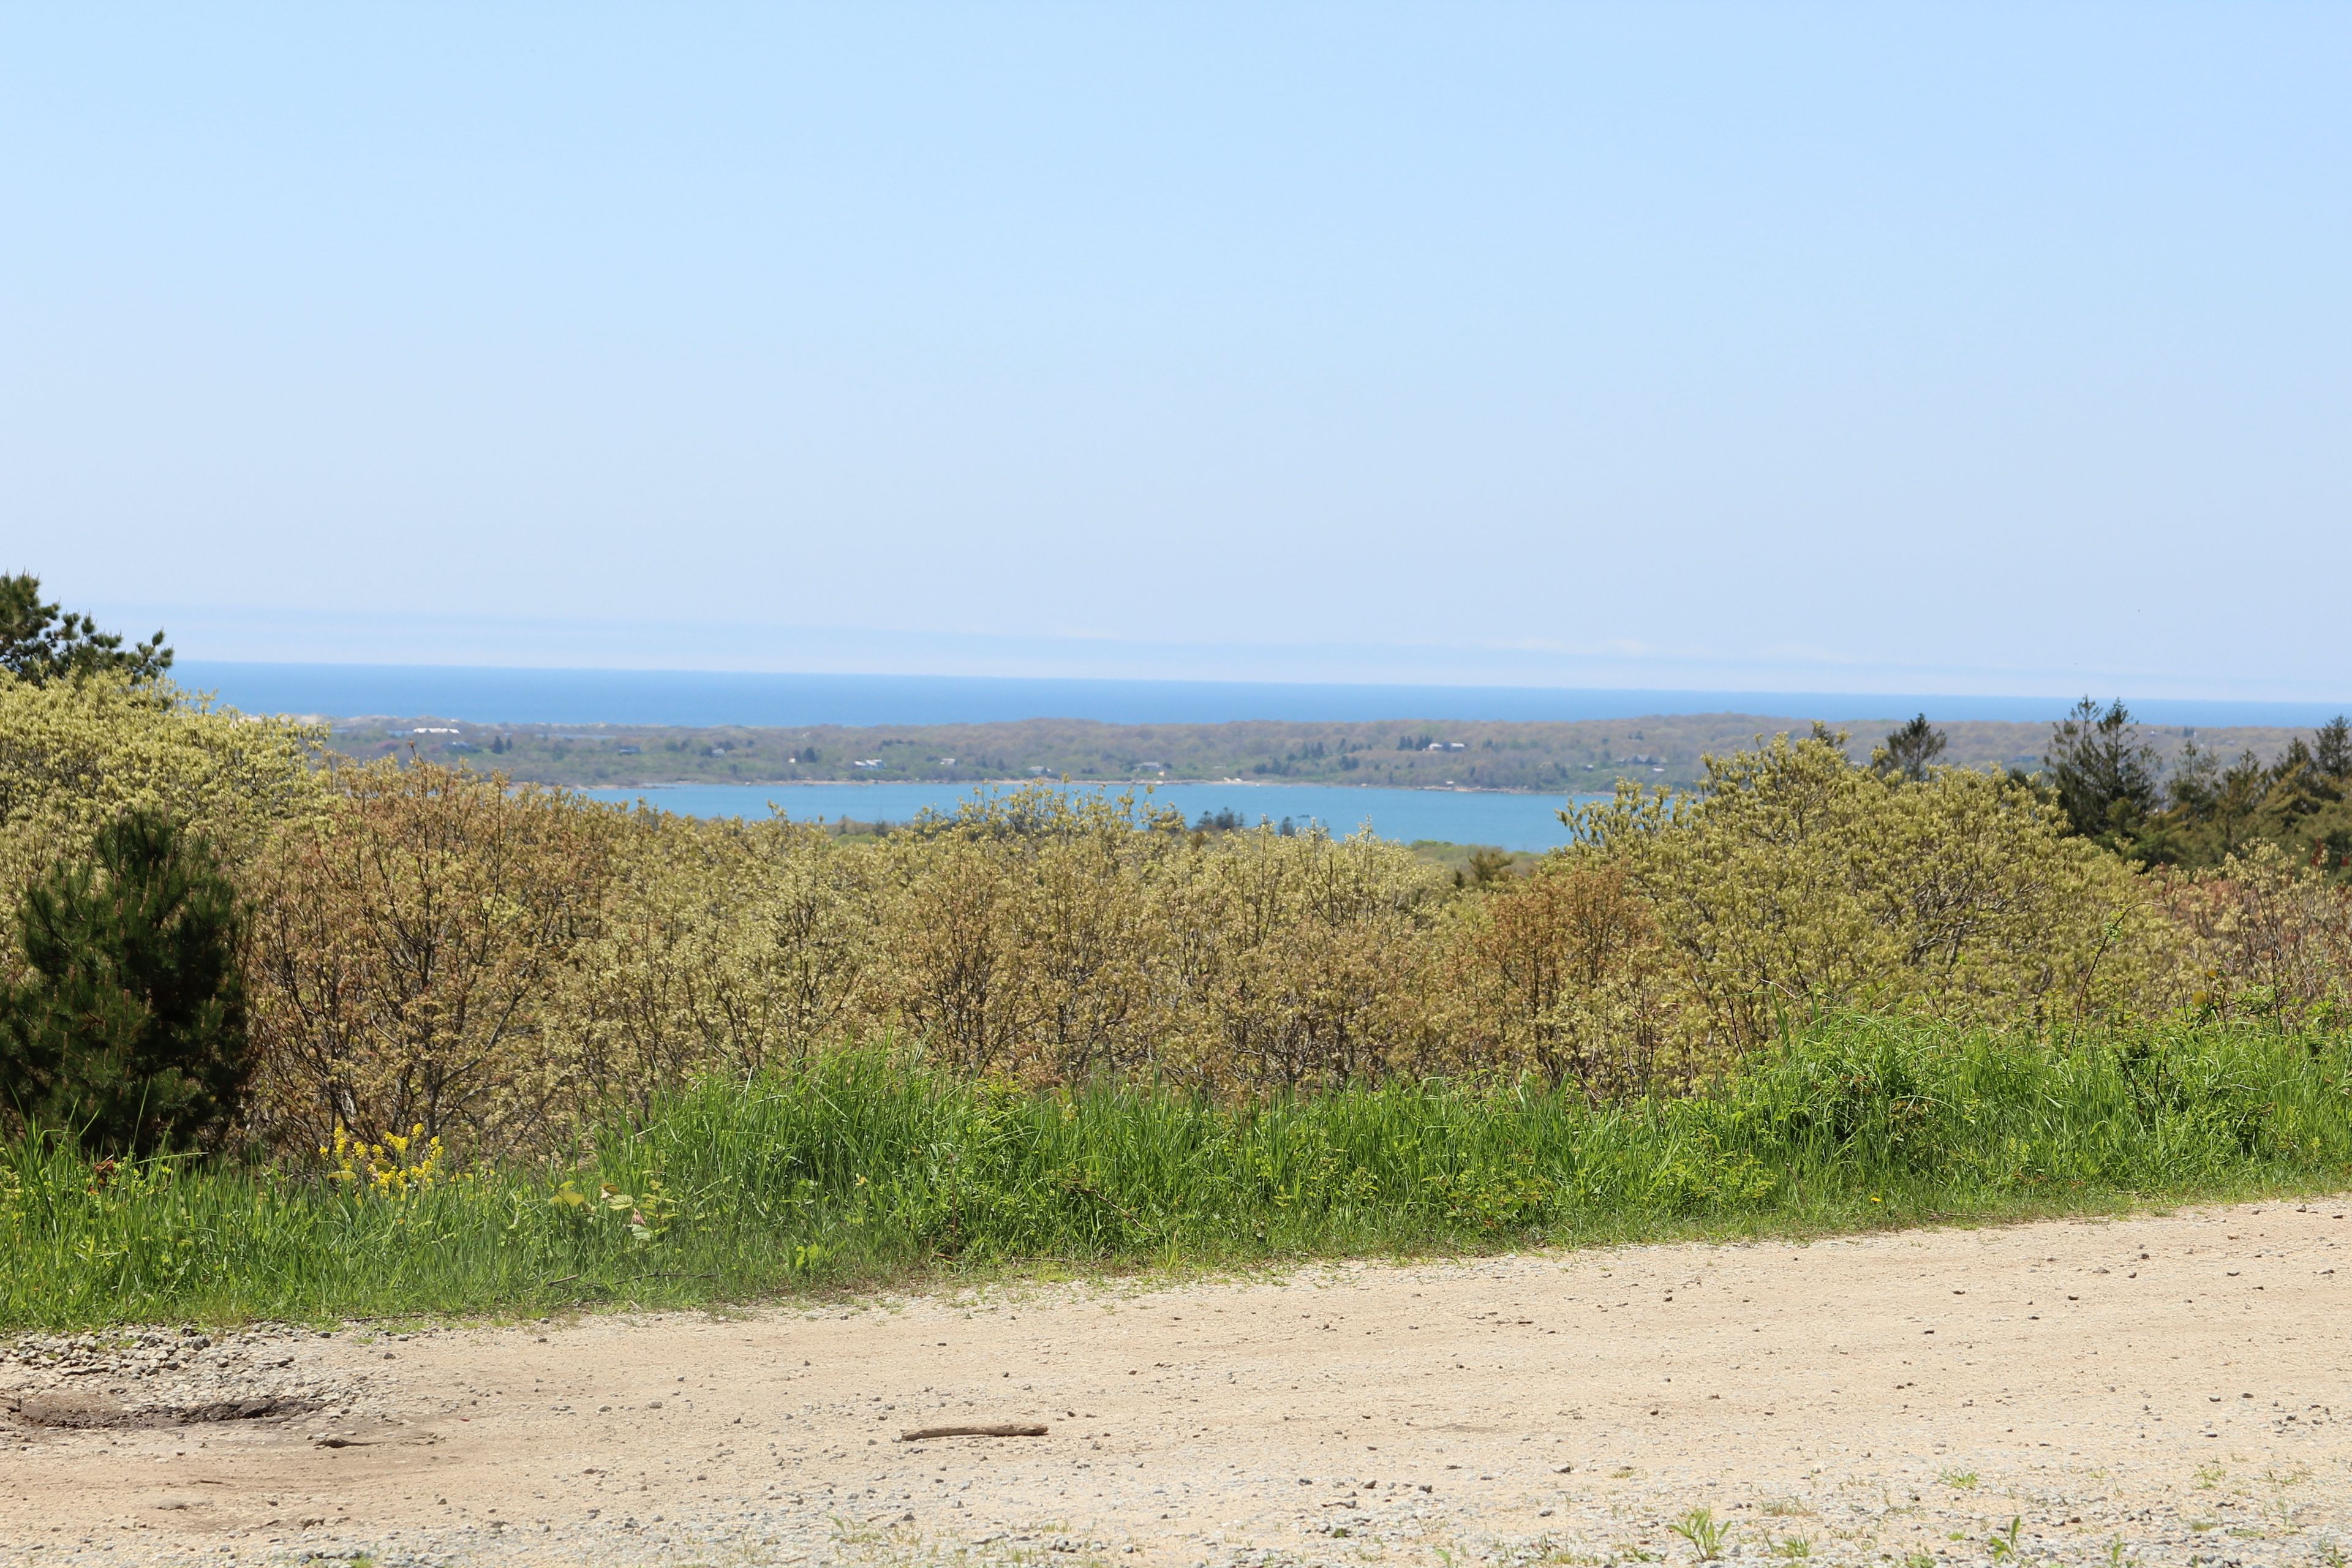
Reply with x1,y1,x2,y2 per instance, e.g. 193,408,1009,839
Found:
1,810,251,1154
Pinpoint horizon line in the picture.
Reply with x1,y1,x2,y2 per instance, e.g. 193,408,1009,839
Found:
170,659,2351,731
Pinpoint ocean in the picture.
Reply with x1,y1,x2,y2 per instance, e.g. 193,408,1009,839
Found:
170,662,2352,730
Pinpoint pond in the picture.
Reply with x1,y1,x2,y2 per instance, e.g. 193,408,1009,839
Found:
578,780,1618,851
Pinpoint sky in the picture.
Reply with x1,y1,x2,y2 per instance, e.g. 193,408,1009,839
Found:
5,4,2349,702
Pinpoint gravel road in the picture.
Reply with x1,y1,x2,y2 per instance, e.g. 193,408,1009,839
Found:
6,1199,2350,1567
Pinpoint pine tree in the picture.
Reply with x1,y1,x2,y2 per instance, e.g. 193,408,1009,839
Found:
0,573,173,684
1871,714,1948,783
2316,715,2352,782
2043,698,2162,843
1,811,250,1154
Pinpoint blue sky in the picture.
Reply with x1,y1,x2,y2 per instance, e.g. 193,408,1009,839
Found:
6,4,2348,700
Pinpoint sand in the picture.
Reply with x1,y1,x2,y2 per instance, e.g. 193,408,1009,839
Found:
6,1198,2350,1566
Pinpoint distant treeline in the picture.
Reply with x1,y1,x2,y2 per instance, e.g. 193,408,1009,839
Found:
2025,698,2352,875
320,710,2324,799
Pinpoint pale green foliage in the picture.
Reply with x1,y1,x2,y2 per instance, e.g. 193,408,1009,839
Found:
244,760,617,1156
872,787,1169,1080
1137,805,1452,1088
562,810,878,1117
2158,842,2352,1029
867,786,1452,1089
1438,857,1689,1094
1567,728,2169,1051
243,777,1458,1150
0,673,323,979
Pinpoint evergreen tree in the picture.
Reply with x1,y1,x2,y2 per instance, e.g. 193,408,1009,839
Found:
1871,714,1948,783
0,811,249,1154
0,573,173,685
2316,715,2352,782
2043,698,2162,845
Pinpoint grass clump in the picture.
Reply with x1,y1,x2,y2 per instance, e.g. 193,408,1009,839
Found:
3,1014,2350,1330
1669,1506,1730,1559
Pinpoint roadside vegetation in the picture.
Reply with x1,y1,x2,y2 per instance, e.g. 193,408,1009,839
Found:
4,576,2351,1329
7,1018,2349,1328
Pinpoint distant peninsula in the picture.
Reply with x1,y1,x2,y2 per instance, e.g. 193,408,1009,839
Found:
319,713,2318,794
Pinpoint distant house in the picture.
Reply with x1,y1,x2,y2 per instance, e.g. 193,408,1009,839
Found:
616,745,641,755
853,758,884,769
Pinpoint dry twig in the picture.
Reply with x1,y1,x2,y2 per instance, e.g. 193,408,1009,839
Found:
897,1422,1049,1441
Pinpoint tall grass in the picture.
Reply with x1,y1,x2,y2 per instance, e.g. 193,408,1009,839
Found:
5,1016,2350,1331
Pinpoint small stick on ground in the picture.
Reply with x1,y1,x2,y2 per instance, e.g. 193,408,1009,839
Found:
897,1422,1049,1441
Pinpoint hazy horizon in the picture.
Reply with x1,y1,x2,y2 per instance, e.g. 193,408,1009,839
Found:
173,659,2350,732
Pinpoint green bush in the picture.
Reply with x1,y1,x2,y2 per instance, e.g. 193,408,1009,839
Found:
1,810,251,1154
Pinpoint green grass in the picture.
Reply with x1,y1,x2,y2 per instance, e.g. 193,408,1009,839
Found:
4,1015,2351,1330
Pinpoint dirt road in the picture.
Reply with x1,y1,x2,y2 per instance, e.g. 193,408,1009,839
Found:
7,1200,2350,1566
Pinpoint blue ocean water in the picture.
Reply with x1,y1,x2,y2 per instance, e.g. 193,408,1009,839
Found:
578,781,1613,852
173,661,2350,730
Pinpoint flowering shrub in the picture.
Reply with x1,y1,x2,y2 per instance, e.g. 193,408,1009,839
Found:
320,1122,447,1198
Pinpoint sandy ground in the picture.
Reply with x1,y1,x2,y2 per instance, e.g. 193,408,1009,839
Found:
6,1200,2351,1568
